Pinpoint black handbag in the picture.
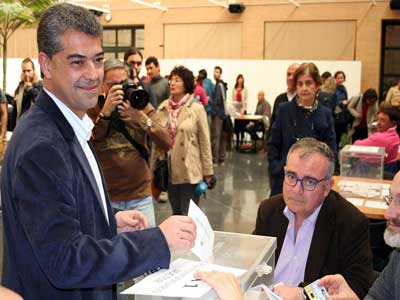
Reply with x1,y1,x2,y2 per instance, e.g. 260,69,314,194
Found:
153,156,169,191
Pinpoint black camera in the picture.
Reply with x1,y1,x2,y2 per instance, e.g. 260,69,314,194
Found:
122,81,149,110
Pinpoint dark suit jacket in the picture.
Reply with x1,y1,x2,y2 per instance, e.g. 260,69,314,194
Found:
1,91,170,300
253,190,374,299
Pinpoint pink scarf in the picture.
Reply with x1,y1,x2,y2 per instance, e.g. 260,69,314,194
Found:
167,93,191,146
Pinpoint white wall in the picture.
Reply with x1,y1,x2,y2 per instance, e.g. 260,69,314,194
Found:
0,58,361,114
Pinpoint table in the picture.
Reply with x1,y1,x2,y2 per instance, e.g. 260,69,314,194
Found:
332,176,391,219
233,115,265,151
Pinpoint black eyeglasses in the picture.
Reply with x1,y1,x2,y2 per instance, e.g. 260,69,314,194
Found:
284,172,328,191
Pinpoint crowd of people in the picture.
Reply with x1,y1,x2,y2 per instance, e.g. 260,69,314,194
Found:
1,3,400,300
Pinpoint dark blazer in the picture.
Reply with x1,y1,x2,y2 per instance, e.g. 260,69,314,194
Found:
253,190,374,299
270,92,289,130
1,91,170,300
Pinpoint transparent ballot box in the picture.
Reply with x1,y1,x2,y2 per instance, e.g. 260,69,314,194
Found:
135,231,277,300
340,145,385,180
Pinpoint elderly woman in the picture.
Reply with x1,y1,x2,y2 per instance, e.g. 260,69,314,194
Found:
153,66,214,215
347,88,379,143
268,62,337,196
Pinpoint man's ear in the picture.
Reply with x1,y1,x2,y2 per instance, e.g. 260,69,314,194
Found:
38,52,52,80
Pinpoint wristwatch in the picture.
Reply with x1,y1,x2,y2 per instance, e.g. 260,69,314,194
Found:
99,112,111,120
144,118,153,130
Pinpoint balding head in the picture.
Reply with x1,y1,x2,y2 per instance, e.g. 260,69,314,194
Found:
257,90,265,103
287,63,300,93
384,171,400,248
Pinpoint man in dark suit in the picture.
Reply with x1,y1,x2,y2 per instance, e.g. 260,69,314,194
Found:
1,4,196,300
269,63,300,131
254,138,373,299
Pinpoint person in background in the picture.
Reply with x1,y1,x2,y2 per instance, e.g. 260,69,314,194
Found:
318,75,337,116
385,79,400,107
333,70,349,149
269,63,300,131
354,102,400,174
245,90,271,143
321,71,332,85
0,88,8,141
256,138,373,300
232,74,248,115
88,59,170,227
348,88,379,143
198,69,214,123
193,72,208,108
153,65,213,215
268,62,337,196
144,56,170,108
12,58,42,127
211,66,228,165
318,171,400,300
123,47,157,107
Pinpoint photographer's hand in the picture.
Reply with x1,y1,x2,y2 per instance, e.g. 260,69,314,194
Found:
118,100,147,128
101,84,124,117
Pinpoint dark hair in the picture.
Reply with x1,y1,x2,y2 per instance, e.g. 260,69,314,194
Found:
145,56,159,67
235,74,245,89
199,69,208,78
37,3,102,58
321,71,332,80
170,65,195,94
379,102,399,122
21,58,35,70
334,71,346,80
197,71,206,83
214,66,222,74
123,47,143,62
362,88,378,103
293,62,322,87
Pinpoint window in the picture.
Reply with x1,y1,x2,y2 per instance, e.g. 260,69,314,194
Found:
380,21,400,100
102,26,144,60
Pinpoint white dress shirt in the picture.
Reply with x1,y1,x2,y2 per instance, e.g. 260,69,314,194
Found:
43,88,109,224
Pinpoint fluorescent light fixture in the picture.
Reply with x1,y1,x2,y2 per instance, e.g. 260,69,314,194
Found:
208,0,229,8
129,0,168,11
61,1,111,13
288,0,301,7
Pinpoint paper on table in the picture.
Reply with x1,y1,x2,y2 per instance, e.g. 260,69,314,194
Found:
121,258,247,298
364,200,388,209
348,145,380,153
188,200,215,262
347,198,364,206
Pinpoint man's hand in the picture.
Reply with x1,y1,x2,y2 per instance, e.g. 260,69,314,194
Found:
101,84,124,117
318,275,359,300
115,210,148,233
117,100,146,128
23,75,32,90
194,271,243,300
274,285,303,300
159,216,196,250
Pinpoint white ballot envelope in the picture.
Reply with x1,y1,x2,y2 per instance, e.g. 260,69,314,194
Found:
188,200,215,262
122,258,247,298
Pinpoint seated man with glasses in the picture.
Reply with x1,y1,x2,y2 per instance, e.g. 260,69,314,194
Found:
254,137,374,300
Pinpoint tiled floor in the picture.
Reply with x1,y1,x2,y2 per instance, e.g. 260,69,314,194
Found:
0,149,270,279
154,150,270,233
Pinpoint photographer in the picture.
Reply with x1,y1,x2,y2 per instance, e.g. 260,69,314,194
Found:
88,59,170,227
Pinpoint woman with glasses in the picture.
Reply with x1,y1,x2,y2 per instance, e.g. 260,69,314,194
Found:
152,65,214,215
268,62,337,196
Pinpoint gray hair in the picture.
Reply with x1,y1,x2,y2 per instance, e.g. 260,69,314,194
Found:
287,137,335,179
37,3,102,58
104,59,129,77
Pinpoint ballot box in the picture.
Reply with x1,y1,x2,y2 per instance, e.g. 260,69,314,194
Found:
134,231,276,300
340,145,385,180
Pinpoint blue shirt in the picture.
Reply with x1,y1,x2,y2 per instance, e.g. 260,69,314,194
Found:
274,204,323,286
